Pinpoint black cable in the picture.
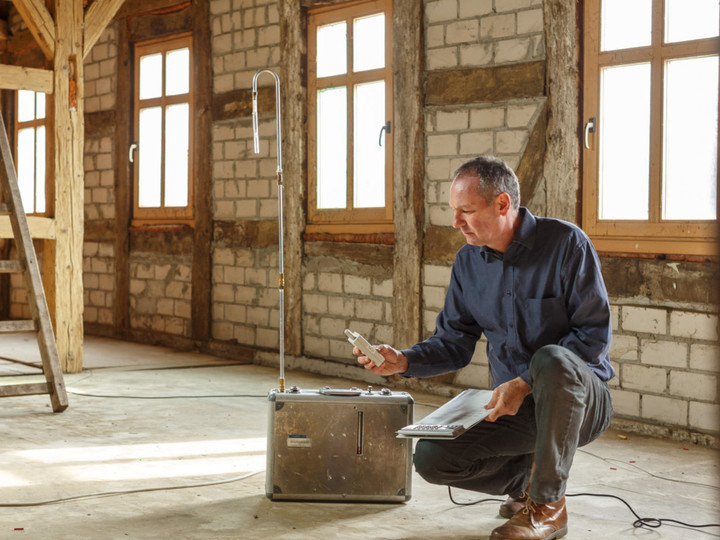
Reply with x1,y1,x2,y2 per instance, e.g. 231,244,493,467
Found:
447,487,720,530
67,390,267,399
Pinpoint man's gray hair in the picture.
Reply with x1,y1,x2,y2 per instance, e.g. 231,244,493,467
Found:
453,155,521,211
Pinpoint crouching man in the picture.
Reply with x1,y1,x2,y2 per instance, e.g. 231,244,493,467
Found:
356,155,614,539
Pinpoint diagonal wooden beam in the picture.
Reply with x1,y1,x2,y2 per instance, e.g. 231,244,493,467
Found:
12,0,55,60
0,64,54,94
83,0,126,59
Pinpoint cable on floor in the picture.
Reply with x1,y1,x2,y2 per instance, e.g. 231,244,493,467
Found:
0,470,264,507
447,487,720,531
67,390,267,399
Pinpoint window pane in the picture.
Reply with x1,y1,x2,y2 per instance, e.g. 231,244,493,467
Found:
17,90,36,122
316,86,347,209
139,53,163,100
16,128,35,212
317,22,347,78
35,126,46,213
599,63,651,220
666,0,719,43
353,13,384,72
35,93,46,121
138,107,162,207
663,56,718,220
164,103,189,207
166,48,190,96
354,81,385,208
601,0,651,51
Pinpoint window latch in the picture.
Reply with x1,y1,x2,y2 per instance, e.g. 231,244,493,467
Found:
129,142,138,163
378,121,391,146
584,118,596,150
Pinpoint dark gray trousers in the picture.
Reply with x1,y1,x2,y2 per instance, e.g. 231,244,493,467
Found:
413,344,613,504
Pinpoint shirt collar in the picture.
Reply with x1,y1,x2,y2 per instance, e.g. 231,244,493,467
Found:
477,207,536,260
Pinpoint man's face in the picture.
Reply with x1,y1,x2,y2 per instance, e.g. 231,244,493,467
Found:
450,175,503,249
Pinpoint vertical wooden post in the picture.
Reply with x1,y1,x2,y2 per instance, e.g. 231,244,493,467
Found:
53,0,84,372
392,0,424,348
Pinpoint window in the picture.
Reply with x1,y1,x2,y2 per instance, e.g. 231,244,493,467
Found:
15,90,48,215
132,34,193,224
307,0,393,235
582,0,719,256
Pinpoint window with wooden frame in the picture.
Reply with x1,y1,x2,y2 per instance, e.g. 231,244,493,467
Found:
307,0,393,235
15,90,49,216
132,34,194,224
582,0,719,256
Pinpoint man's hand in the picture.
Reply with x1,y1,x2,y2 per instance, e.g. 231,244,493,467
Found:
354,344,408,376
485,377,532,422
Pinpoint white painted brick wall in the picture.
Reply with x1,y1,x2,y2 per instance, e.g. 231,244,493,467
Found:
84,22,117,113
641,394,688,426
689,402,720,432
640,339,687,368
621,306,667,334
83,242,116,325
670,311,719,341
426,0,544,70
622,364,667,393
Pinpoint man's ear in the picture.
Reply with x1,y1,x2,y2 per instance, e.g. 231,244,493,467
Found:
495,192,512,215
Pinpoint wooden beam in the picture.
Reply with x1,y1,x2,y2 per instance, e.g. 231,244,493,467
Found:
83,0,127,59
392,0,425,348
53,0,85,373
0,216,56,239
0,64,53,94
12,0,55,60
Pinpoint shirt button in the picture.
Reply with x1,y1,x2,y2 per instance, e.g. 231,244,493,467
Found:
505,290,511,296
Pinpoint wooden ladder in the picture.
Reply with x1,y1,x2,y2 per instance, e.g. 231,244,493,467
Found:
0,112,68,412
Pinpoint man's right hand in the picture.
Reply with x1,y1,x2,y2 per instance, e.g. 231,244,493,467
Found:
354,344,408,376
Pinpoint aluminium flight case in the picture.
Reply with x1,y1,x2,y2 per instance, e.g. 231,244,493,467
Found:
266,385,413,502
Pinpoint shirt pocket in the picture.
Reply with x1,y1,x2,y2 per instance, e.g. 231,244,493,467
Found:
519,296,569,350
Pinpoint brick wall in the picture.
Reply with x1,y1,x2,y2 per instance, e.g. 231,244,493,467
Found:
129,255,193,337
83,242,115,325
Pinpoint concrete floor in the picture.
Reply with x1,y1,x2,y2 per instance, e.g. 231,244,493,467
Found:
0,335,718,539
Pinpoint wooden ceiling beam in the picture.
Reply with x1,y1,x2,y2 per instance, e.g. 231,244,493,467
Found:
0,64,53,93
84,0,126,59
12,0,55,60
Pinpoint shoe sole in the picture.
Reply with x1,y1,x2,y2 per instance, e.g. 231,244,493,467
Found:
490,526,568,540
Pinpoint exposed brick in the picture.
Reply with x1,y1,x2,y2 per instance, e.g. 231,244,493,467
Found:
640,339,687,368
424,264,452,287
344,275,371,296
670,311,719,341
622,364,666,393
690,343,720,373
610,389,640,417
446,20,479,45
622,306,667,334
436,110,469,132
426,0,458,23
689,402,720,432
480,14,516,39
669,371,717,401
641,394,687,426
610,334,639,361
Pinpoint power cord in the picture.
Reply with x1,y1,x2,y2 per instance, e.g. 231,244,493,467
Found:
67,390,267,399
448,485,720,531
0,470,264,507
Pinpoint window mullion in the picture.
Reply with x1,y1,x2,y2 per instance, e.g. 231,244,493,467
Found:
347,15,354,212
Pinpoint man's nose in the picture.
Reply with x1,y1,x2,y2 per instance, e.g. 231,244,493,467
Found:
452,211,463,229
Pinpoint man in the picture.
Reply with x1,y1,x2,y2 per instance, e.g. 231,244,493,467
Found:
356,156,614,540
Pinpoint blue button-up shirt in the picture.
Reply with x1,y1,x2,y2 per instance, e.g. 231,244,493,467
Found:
403,208,615,387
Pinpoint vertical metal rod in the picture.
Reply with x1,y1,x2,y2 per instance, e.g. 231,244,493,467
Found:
252,69,285,392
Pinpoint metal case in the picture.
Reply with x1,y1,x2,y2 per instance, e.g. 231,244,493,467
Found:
266,386,413,502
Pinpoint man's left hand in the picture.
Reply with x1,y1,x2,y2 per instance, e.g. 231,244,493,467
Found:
485,377,532,422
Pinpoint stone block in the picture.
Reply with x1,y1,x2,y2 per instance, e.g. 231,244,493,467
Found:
689,401,720,432
470,107,505,129
640,339,687,368
356,299,383,321
496,129,527,154
670,311,719,341
446,20,479,45
641,394,688,426
344,275,371,296
622,306,667,334
426,47,459,70
690,343,720,373
318,272,343,294
609,334,638,361
517,8,544,34
460,131,494,156
622,364,666,393
426,0,458,23
373,279,393,298
424,264,452,287
610,389,640,417
494,37,532,63
459,0,493,18
436,110,469,132
669,371,717,401
480,13,516,39
459,43,493,67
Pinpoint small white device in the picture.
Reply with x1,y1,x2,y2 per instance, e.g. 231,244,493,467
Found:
345,329,385,367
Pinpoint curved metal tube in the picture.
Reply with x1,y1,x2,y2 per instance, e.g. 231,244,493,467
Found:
252,68,285,392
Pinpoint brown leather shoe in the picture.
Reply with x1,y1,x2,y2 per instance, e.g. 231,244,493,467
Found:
490,497,568,539
499,492,529,518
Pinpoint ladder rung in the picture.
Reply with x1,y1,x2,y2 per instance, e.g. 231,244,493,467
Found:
0,320,36,333
0,382,49,397
0,260,24,273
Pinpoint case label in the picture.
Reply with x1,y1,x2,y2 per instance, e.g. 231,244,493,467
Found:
287,434,312,448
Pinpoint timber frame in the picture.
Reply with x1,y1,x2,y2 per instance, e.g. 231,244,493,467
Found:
0,0,126,372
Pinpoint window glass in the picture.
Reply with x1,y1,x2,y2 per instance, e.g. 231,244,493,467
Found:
164,103,189,207
166,48,190,96
353,80,385,208
16,128,35,211
316,86,347,209
35,126,46,213
139,53,163,100
353,14,385,72
17,90,36,123
599,63,651,220
663,55,718,220
317,22,347,77
601,0,652,51
665,0,719,43
138,106,162,208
